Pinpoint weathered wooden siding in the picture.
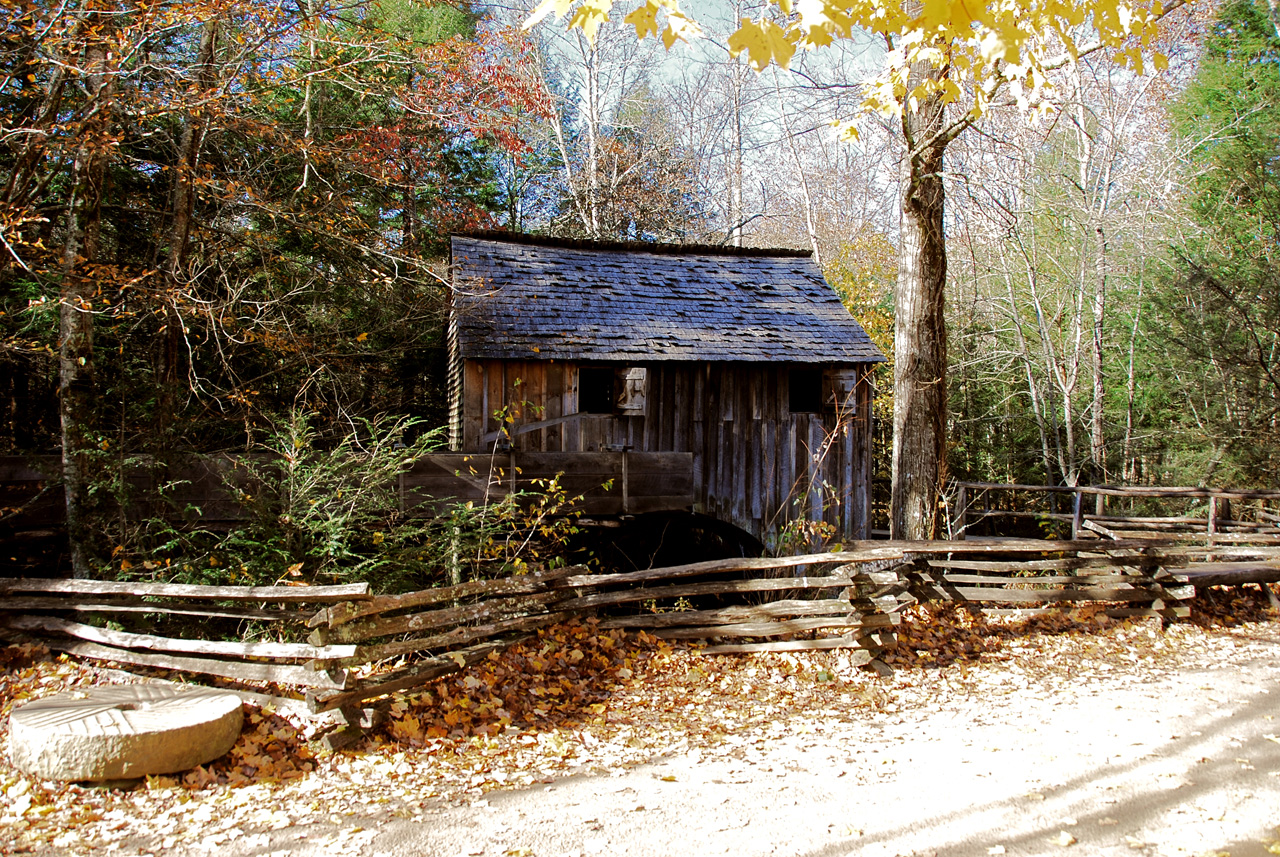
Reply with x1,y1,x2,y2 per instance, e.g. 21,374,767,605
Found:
456,359,876,545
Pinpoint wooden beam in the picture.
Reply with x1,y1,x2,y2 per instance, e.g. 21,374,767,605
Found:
910,583,1190,603
310,566,578,629
0,578,370,602
565,575,860,610
1082,518,1121,540
480,412,587,445
347,611,576,665
924,556,1174,572
3,615,356,662
1167,561,1280,587
951,481,1280,501
632,615,896,637
563,546,908,588
307,639,520,713
701,639,875,657
314,590,571,645
0,597,309,622
32,639,350,689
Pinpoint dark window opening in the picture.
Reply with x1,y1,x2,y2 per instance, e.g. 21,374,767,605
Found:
789,368,823,413
579,367,614,414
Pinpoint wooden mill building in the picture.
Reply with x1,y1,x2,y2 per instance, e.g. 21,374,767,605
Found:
444,233,885,546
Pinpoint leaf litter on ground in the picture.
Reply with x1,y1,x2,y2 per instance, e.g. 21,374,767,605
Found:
2,585,1279,854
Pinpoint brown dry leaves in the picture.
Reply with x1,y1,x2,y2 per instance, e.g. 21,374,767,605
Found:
1,587,1278,854
383,618,659,744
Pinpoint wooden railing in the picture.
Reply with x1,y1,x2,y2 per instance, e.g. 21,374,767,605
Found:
0,579,366,689
950,482,1280,540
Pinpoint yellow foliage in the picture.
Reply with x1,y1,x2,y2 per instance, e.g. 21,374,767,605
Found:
826,233,895,417
531,0,703,50
727,19,798,71
528,0,1171,121
825,232,895,356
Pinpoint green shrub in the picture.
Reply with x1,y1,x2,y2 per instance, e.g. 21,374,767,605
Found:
114,410,588,593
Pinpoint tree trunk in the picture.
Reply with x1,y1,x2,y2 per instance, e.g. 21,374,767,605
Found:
772,71,822,267
157,20,218,439
60,26,113,577
1070,66,1109,484
729,56,744,247
891,80,948,540
1090,221,1107,481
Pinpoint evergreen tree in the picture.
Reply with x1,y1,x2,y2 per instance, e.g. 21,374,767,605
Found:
1163,0,1280,484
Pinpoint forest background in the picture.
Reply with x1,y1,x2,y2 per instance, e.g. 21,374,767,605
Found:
1,0,1278,582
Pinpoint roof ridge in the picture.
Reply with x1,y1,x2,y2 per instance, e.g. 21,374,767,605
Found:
453,231,813,260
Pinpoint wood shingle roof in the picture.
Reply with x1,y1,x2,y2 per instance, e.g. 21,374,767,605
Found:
450,234,886,364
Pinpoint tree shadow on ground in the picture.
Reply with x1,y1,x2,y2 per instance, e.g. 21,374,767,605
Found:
802,642,1280,857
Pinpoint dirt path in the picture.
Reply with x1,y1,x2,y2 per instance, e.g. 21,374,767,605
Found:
5,598,1280,857
203,636,1280,857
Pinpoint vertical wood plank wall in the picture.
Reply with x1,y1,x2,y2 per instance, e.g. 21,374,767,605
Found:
457,360,876,544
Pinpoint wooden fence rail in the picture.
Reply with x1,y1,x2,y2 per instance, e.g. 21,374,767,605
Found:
950,482,1280,541
4,537,1280,746
0,579,371,690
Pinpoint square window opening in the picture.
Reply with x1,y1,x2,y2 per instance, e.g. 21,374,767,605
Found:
579,366,614,414
789,368,823,413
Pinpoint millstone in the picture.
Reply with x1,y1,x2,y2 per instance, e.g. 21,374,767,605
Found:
8,684,243,781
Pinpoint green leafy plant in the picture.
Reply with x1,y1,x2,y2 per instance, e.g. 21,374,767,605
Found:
448,471,587,576
215,411,457,589
775,516,839,556
105,410,592,593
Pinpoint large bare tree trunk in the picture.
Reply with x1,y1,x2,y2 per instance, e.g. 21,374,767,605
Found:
891,80,948,540
60,24,113,577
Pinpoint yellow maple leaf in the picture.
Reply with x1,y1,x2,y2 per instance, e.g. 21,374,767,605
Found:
728,19,796,70
623,1,660,38
920,0,949,28
569,2,611,41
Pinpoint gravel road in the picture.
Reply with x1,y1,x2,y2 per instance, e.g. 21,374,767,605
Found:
212,625,1280,857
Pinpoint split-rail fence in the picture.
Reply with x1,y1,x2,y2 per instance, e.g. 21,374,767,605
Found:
5,537,1278,746
951,481,1280,541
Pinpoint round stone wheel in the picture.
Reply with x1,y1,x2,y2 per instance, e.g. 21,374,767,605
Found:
8,684,244,781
